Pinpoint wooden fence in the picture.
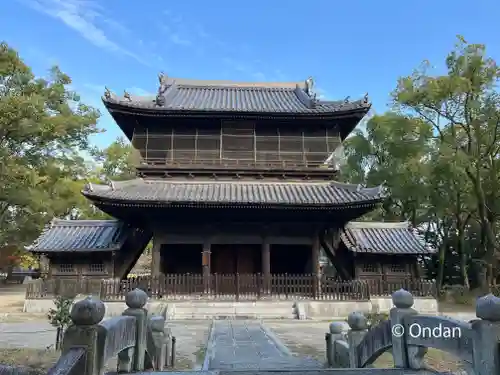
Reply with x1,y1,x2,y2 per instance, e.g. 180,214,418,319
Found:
25,273,436,301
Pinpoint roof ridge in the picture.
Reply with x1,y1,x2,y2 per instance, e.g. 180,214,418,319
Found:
50,219,122,227
166,77,305,88
345,221,411,229
176,84,296,91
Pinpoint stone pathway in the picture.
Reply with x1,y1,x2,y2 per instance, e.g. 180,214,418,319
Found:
205,320,322,370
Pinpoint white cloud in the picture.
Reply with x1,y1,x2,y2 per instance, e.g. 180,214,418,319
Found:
170,34,192,47
19,0,149,66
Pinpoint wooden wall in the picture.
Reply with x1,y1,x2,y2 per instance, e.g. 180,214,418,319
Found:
47,253,114,279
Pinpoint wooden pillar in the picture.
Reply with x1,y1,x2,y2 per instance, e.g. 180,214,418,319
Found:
202,242,211,293
312,232,321,297
262,241,271,293
151,239,162,278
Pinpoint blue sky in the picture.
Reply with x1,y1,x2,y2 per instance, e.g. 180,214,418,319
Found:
2,0,500,148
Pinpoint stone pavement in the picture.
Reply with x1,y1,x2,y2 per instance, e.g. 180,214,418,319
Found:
204,320,322,370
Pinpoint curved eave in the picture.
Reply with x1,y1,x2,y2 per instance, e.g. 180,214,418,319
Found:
29,247,119,254
82,193,384,211
102,97,371,119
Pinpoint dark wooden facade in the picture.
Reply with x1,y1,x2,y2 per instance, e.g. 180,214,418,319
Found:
28,76,433,291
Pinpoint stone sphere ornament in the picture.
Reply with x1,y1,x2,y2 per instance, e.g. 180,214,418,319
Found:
476,293,500,322
392,289,414,309
125,288,148,309
329,321,347,334
70,296,105,326
347,311,368,330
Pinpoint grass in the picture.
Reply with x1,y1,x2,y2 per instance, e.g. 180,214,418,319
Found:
0,348,200,373
0,348,60,375
286,341,462,373
372,349,462,373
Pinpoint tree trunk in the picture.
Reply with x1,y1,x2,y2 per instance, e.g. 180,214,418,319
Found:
457,214,471,290
466,166,497,291
436,241,447,291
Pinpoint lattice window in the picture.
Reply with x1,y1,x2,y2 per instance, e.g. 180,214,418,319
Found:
361,263,378,273
89,263,105,273
390,264,406,273
132,123,341,168
58,264,74,273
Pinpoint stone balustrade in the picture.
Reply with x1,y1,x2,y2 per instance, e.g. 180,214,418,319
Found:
32,288,174,375
325,289,500,375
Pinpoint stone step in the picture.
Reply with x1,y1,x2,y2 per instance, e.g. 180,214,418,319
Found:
173,306,293,312
170,301,296,308
173,313,297,319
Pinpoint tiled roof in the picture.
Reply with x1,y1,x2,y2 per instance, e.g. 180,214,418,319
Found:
102,77,371,115
341,221,434,254
27,219,128,253
82,179,385,208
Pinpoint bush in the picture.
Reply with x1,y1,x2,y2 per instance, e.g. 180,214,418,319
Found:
47,296,74,350
365,305,388,330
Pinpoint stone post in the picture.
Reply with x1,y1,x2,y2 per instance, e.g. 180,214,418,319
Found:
149,315,168,370
62,296,106,375
326,321,347,367
471,294,500,375
389,289,418,368
122,288,149,371
346,311,367,367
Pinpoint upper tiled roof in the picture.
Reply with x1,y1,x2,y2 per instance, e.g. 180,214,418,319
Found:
102,76,371,115
27,219,128,253
82,179,385,208
341,221,434,254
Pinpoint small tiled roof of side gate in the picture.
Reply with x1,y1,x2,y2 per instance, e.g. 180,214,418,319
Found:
340,221,435,254
81,179,386,208
102,77,371,115
27,219,128,253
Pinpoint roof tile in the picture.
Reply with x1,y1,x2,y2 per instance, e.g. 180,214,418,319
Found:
103,79,370,114
28,219,127,253
82,179,385,207
341,221,434,254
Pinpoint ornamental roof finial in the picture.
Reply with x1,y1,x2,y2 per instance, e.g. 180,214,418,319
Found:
123,90,131,101
156,72,168,106
305,76,314,95
104,86,112,99
84,180,93,192
344,96,350,103
363,92,369,103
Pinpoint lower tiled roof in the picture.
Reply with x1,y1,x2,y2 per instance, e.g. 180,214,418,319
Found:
82,179,385,208
341,221,434,254
27,219,127,253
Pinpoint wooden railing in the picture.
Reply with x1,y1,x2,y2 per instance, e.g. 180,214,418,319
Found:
26,274,436,301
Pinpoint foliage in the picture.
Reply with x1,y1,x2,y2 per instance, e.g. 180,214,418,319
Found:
0,41,101,252
341,36,500,290
47,295,73,328
365,305,389,330
47,295,74,349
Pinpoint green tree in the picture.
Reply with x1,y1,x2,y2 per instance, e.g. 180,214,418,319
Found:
393,36,500,288
0,42,101,250
91,136,136,181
